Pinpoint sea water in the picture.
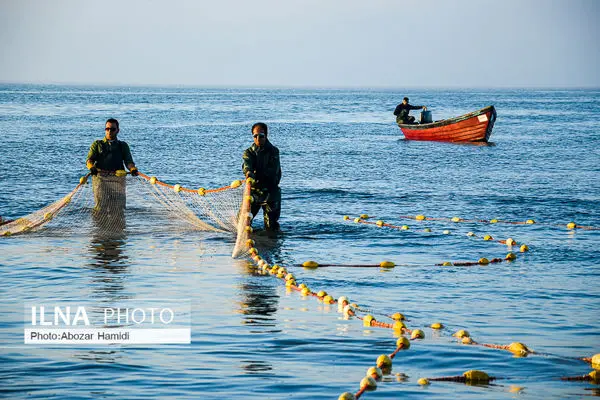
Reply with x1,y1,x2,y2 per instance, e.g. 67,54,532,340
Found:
0,84,599,399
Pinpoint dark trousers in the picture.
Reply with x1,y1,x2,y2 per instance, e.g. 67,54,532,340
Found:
397,115,416,125
251,187,281,230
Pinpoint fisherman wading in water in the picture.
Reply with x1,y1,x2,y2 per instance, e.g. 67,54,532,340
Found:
242,122,282,231
86,118,139,215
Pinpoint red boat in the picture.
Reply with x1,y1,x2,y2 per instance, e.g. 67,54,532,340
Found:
398,105,496,142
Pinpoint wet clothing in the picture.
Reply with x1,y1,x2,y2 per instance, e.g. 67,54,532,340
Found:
87,138,134,171
242,140,281,230
250,196,281,231
87,138,134,213
394,103,424,125
91,174,126,214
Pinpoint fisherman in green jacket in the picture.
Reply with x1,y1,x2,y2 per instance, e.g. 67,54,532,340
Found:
242,122,281,231
86,118,138,214
86,118,138,175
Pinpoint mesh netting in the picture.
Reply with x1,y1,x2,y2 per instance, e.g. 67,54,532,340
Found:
232,180,253,258
0,172,251,258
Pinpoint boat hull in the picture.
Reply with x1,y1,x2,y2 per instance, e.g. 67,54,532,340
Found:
399,106,496,142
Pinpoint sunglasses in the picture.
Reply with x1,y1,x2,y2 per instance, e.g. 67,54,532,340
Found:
253,133,266,139
105,127,117,132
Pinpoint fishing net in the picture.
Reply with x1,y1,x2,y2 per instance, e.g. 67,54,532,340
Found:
0,172,252,258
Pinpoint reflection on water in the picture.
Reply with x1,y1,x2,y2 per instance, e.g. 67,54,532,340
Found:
454,140,496,147
236,242,285,375
74,349,122,364
237,280,279,329
88,211,129,300
237,280,278,374
236,234,285,331
240,360,273,373
587,388,600,397
398,138,497,147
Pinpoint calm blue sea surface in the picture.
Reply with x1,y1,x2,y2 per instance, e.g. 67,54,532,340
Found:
0,84,599,399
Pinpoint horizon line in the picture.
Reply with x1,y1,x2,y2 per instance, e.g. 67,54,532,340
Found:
0,80,598,91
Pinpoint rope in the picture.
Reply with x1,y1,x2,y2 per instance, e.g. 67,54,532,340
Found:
138,172,243,193
292,254,519,270
345,216,527,249
354,386,368,399
396,214,600,231
561,371,599,382
428,376,498,382
243,242,599,399
1,171,246,247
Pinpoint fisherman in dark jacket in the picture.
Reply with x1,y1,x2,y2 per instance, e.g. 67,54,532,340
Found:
86,118,139,214
86,118,138,175
394,97,427,125
242,122,281,230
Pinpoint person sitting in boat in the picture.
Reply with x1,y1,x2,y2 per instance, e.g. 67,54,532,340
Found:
394,97,427,125
242,122,282,231
86,118,139,212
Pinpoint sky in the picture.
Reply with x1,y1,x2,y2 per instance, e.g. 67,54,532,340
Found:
0,0,598,88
